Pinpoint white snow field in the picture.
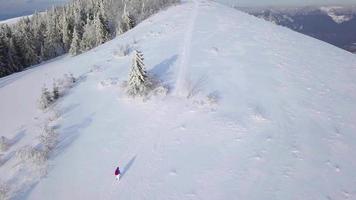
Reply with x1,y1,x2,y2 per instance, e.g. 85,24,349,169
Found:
1,0,356,199
0,15,32,25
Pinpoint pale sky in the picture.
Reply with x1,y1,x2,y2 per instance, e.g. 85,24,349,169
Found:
0,0,67,20
1,0,356,20
217,0,356,6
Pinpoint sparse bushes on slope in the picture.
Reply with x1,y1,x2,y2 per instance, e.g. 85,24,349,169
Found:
16,146,48,165
39,73,77,110
39,125,58,154
114,44,132,57
0,182,10,200
0,136,9,152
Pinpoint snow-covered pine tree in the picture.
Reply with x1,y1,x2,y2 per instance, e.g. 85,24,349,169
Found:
127,50,153,97
6,37,22,72
61,13,73,51
0,34,8,77
43,10,64,59
31,12,46,59
94,13,108,46
14,18,39,66
118,4,136,35
0,24,23,73
69,28,81,56
80,16,96,51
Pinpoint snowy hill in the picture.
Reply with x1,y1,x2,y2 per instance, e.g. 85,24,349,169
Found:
0,15,33,25
1,0,356,199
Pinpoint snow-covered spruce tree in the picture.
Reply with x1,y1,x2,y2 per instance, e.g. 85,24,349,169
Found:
117,4,136,35
69,28,81,56
80,16,96,52
61,13,73,51
14,18,39,66
43,10,65,59
127,50,153,97
31,12,47,60
94,13,109,46
0,35,7,77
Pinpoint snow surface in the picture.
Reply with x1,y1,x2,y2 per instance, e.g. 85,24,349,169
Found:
0,15,33,25
1,0,356,199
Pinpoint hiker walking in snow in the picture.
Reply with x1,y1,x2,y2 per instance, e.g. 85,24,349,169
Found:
115,166,121,180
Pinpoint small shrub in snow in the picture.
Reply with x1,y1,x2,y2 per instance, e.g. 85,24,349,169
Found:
186,76,207,99
52,82,60,101
98,77,119,89
38,125,58,154
126,50,154,97
0,136,9,152
0,182,10,200
39,86,54,110
114,44,131,57
152,85,169,97
39,74,77,110
58,73,76,91
206,91,220,105
16,146,47,165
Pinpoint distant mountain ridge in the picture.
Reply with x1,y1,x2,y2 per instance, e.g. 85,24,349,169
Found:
238,5,356,53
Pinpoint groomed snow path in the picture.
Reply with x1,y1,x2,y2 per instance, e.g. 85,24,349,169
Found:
2,0,355,199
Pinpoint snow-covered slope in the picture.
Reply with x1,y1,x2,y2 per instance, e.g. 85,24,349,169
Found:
1,0,356,199
0,15,32,25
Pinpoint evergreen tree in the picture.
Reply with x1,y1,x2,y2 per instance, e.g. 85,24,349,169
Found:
80,16,96,51
94,13,108,45
6,37,22,72
127,50,152,96
69,28,81,56
0,34,8,77
43,11,64,59
15,18,39,66
61,13,73,51
32,12,46,58
118,4,136,34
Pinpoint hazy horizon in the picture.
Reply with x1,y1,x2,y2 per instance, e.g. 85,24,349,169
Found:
1,0,356,20
0,0,67,20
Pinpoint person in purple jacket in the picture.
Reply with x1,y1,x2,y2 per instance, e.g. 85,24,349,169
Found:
115,166,121,180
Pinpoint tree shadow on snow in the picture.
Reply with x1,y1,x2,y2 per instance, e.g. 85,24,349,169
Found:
58,103,80,117
0,151,16,166
53,114,94,157
121,155,137,180
12,181,40,200
8,129,26,146
150,55,178,87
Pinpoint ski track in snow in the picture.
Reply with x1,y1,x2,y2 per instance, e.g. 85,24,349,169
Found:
174,0,199,97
